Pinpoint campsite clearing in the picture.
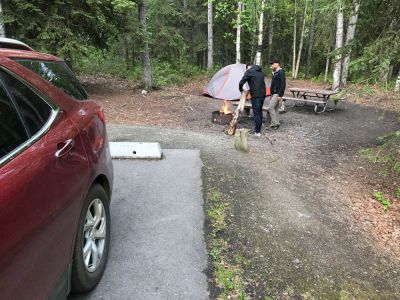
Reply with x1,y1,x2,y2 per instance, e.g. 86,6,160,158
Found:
82,75,400,298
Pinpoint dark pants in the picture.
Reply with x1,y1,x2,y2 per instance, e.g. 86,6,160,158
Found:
251,97,265,133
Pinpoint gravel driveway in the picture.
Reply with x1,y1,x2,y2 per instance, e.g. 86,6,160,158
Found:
105,99,400,299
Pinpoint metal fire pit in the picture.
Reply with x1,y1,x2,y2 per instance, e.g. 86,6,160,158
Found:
211,111,233,125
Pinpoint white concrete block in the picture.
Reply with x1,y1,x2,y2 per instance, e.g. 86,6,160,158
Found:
110,142,162,159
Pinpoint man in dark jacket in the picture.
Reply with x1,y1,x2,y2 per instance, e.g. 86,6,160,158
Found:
239,64,266,136
268,58,286,130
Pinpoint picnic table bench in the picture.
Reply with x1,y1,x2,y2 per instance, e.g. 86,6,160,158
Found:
283,87,340,114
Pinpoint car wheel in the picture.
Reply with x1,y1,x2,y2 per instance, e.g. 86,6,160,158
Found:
71,183,110,293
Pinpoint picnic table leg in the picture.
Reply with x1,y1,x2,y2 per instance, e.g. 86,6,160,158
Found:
314,95,327,114
325,95,338,112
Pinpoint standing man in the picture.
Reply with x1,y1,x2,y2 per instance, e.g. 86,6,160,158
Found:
239,64,266,137
268,59,286,130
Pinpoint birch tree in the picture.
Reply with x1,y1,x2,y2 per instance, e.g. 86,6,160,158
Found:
139,0,152,90
305,0,317,78
207,0,214,70
0,0,5,37
236,1,242,63
292,0,297,78
341,0,360,87
294,0,308,79
254,0,266,65
395,70,400,92
323,44,331,84
267,0,275,62
332,1,344,91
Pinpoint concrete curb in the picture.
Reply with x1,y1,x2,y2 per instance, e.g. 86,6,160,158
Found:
110,142,162,159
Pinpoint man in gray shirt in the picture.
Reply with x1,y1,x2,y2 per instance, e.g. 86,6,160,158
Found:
268,59,286,130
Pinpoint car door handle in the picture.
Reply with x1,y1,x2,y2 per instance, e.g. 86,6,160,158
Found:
55,139,74,158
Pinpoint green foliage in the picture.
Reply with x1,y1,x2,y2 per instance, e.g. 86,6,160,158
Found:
2,0,123,63
361,131,400,174
350,34,400,84
152,61,205,86
395,187,400,199
205,185,247,299
373,191,391,211
75,47,205,87
2,0,400,86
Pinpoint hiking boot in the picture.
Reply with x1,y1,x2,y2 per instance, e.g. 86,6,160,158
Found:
269,125,280,131
253,132,262,137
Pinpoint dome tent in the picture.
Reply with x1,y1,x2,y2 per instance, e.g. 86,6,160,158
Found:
203,63,270,101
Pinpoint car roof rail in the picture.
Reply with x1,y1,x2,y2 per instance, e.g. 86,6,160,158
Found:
0,37,33,51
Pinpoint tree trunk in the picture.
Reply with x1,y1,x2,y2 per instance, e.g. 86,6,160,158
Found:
341,0,360,87
324,53,330,84
125,42,130,69
254,0,266,65
292,0,297,78
332,1,344,91
267,0,275,62
207,0,214,70
236,1,242,63
395,69,400,93
388,65,394,82
0,0,5,37
294,0,308,79
305,0,317,78
139,0,152,90
132,47,135,67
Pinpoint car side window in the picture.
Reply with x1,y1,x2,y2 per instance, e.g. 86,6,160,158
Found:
15,60,88,100
0,84,29,159
0,70,52,137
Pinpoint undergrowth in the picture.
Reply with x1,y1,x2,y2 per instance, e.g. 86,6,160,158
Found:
361,130,400,207
373,191,391,211
74,47,206,87
203,157,248,300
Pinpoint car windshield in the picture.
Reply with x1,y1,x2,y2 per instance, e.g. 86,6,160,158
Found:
15,59,88,100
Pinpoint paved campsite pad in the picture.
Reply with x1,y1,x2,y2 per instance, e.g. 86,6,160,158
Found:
70,150,208,300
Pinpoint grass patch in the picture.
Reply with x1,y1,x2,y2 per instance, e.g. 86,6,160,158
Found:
373,191,391,211
205,183,248,299
202,157,249,300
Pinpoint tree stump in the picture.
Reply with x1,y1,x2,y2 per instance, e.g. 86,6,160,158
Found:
234,129,249,152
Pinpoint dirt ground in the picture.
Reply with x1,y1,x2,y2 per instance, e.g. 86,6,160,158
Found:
82,75,400,298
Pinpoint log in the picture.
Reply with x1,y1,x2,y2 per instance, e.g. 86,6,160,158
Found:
234,129,249,152
225,90,248,135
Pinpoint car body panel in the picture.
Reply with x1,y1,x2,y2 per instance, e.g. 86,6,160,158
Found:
0,49,113,299
0,49,61,61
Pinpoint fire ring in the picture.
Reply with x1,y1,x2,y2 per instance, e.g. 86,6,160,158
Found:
211,111,233,125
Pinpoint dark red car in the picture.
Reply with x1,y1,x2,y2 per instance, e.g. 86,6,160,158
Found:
0,42,113,299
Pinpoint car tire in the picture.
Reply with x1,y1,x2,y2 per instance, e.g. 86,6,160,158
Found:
71,183,111,293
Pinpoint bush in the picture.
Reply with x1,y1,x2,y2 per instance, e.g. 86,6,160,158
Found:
361,130,400,174
74,47,205,87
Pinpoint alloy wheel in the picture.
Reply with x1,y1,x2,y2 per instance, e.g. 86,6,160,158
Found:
82,198,107,273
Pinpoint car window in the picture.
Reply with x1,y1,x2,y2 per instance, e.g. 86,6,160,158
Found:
15,59,88,100
0,70,52,137
0,83,29,159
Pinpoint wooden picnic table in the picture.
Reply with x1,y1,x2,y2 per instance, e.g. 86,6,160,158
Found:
283,87,339,114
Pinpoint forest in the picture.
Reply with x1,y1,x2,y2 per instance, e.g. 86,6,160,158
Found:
1,0,400,91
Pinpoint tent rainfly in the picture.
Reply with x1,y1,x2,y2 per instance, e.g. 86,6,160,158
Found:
203,63,270,101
